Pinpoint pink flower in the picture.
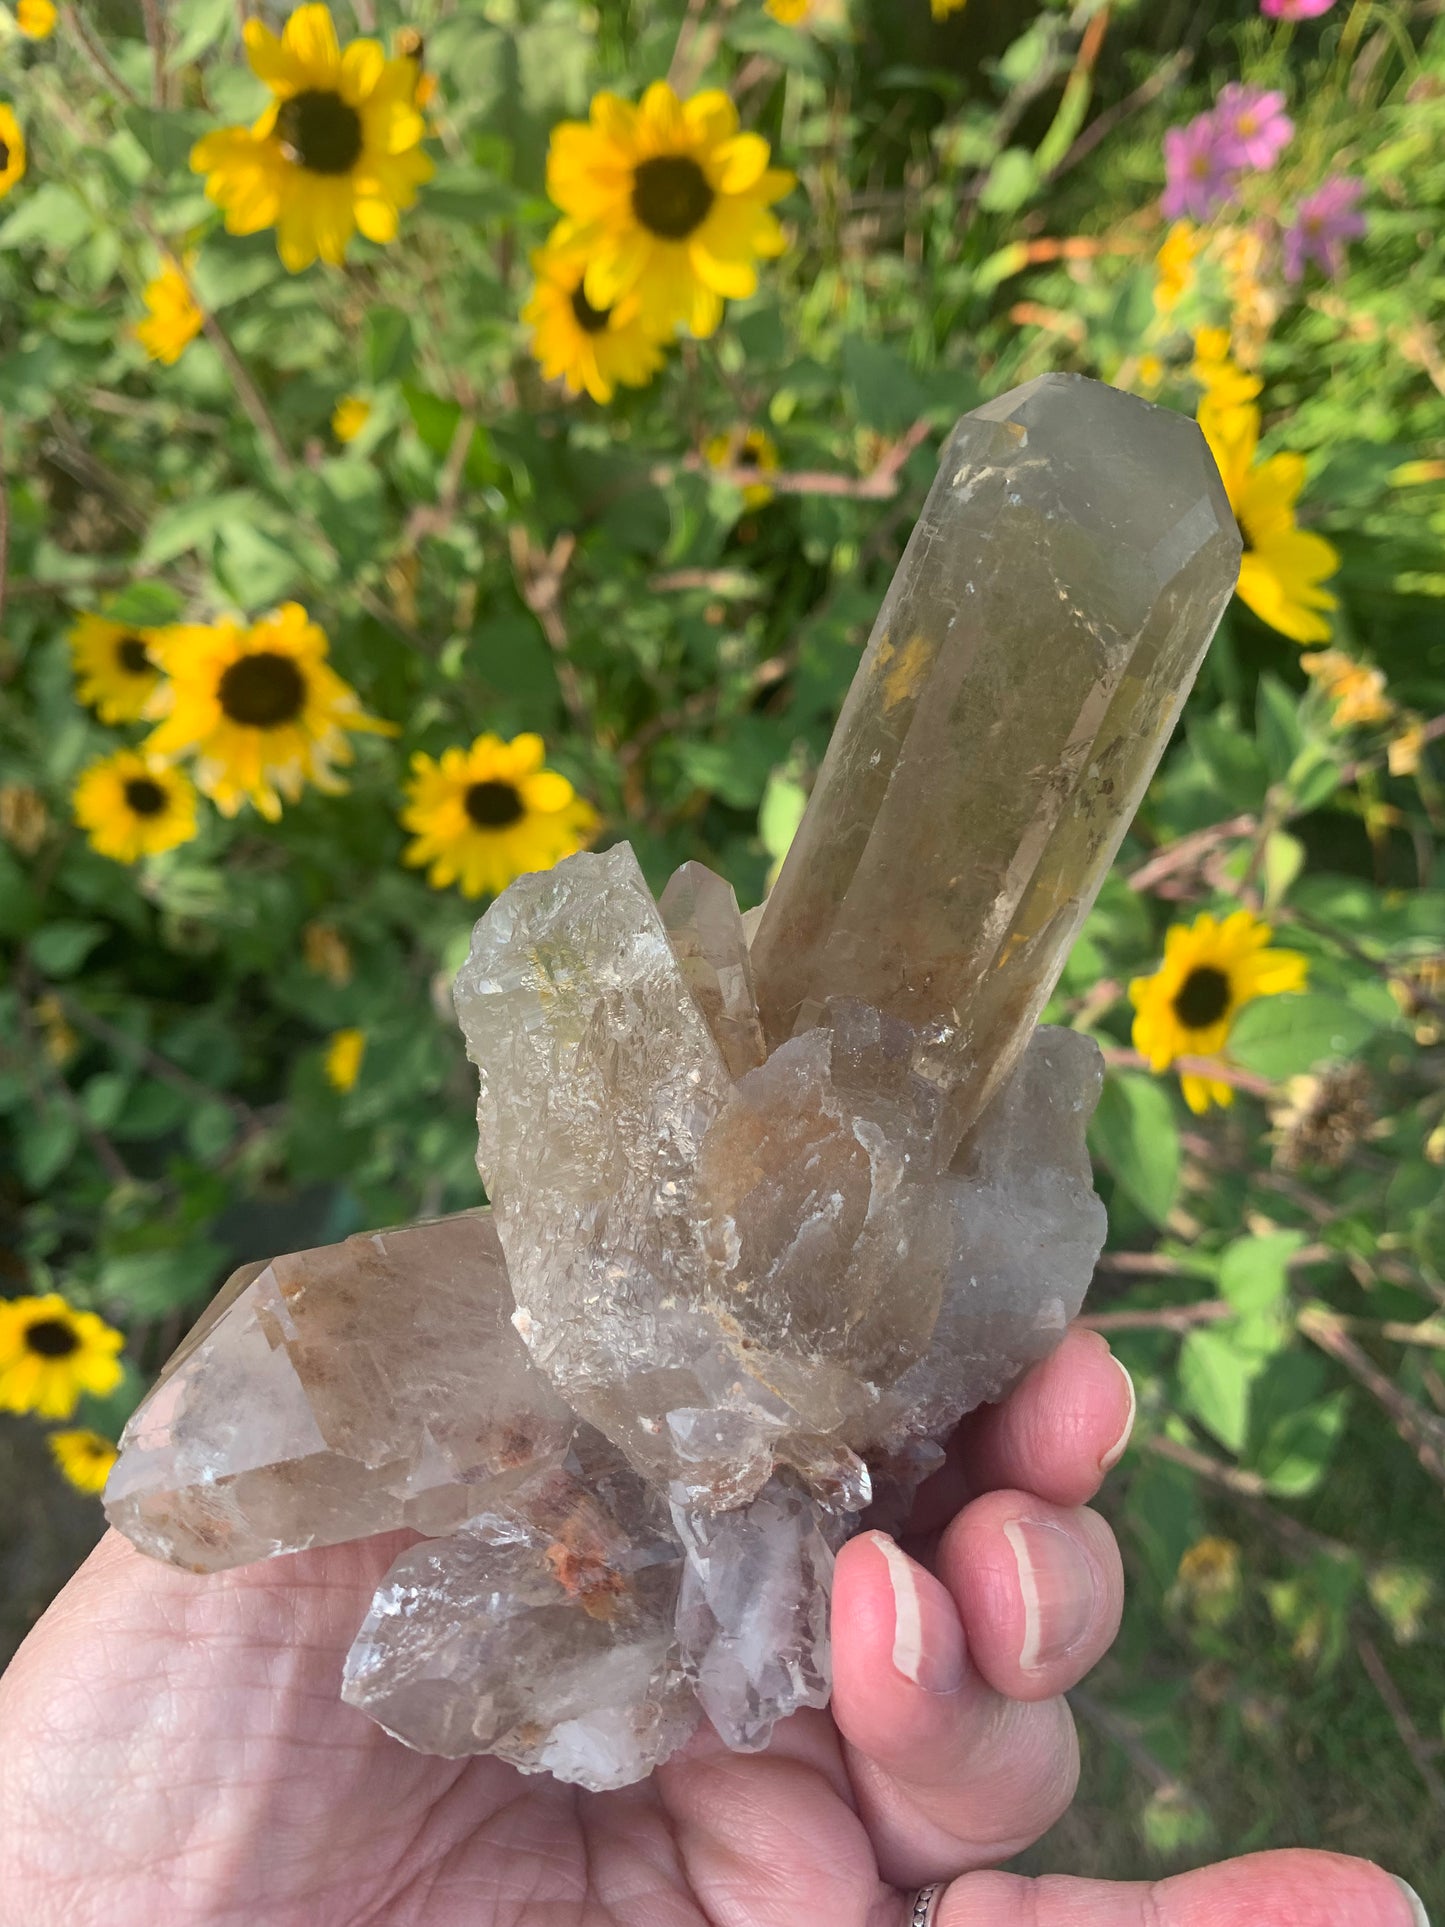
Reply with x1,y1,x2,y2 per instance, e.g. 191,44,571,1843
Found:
1262,0,1334,17
1213,84,1293,170
1283,174,1367,281
1162,115,1237,222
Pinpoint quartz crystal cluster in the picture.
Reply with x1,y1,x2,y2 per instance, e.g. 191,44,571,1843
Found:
106,375,1241,1791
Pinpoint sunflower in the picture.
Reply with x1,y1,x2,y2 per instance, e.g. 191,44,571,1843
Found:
134,258,204,366
1130,908,1308,1113
1200,397,1340,644
704,425,780,508
324,1027,365,1091
1300,648,1391,729
72,749,199,864
190,3,434,274
546,82,793,339
17,0,56,37
1190,327,1261,411
0,1294,125,1422
145,603,396,820
332,393,372,441
931,0,968,16
49,1428,119,1495
401,732,599,898
69,612,165,723
523,235,669,404
0,104,27,201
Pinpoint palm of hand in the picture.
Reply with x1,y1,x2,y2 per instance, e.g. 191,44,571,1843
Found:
0,1333,1420,1927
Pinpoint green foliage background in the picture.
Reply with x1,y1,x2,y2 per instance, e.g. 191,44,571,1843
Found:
2,0,1443,1897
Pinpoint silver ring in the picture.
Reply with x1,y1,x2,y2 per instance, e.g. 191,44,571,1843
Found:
908,1885,946,1927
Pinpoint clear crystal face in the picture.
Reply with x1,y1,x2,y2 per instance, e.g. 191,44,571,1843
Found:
106,376,1239,1788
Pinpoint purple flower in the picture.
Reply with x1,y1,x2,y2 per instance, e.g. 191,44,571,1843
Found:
1162,114,1237,222
1262,0,1334,18
1213,84,1293,170
1283,175,1367,281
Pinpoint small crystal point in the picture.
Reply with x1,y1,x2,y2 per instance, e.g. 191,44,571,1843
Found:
749,373,1240,1146
658,860,767,1078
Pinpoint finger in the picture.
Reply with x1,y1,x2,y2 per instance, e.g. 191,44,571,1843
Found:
831,1530,1083,1887
906,1329,1134,1539
911,1850,1427,1927
935,1490,1124,1701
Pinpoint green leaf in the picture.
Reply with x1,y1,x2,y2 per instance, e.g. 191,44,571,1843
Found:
1179,1326,1254,1453
167,0,238,67
80,1073,131,1130
1219,1230,1304,1314
365,307,415,384
1255,1391,1349,1497
1089,1072,1180,1226
187,1101,238,1160
0,185,94,252
1188,715,1270,813
98,1241,224,1316
979,147,1040,214
110,1081,190,1141
141,490,264,568
19,1108,81,1190
1262,830,1305,911
121,107,212,178
840,337,932,433
1229,994,1379,1079
1256,673,1306,783
28,920,107,978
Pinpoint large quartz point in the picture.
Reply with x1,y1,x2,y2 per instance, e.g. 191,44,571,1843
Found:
749,371,1241,1146
105,1212,576,1571
104,375,1238,1793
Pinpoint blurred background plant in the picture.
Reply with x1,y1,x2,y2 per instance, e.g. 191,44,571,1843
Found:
1,0,1442,1901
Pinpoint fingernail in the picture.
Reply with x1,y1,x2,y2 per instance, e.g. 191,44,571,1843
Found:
1099,1356,1136,1472
1393,1877,1431,1927
870,1532,966,1696
1004,1518,1099,1672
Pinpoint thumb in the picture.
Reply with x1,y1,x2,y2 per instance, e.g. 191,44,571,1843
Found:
910,1849,1429,1926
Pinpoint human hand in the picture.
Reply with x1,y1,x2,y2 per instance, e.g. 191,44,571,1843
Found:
0,1327,1424,1927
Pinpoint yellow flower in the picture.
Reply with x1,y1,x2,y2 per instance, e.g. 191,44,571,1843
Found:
145,603,396,821
303,919,353,985
1200,398,1340,644
1173,1536,1243,1623
69,612,165,723
134,259,204,366
1388,720,1426,777
766,0,845,21
401,732,599,898
1129,907,1308,1113
324,1027,365,1091
1190,326,1261,410
73,750,199,864
931,0,967,15
0,781,49,856
190,3,434,274
48,1428,118,1495
0,104,27,202
1134,353,1164,394
1154,219,1198,316
0,1294,125,1422
332,393,372,442
523,235,669,404
704,425,781,508
546,81,793,339
1300,649,1391,729
16,0,56,37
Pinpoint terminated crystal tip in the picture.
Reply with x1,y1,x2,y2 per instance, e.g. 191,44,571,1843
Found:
748,372,1241,1148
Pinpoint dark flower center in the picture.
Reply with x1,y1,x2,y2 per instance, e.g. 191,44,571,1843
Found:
569,284,612,335
464,780,525,828
218,653,307,729
276,89,364,175
1172,965,1231,1030
116,635,152,677
0,140,10,174
737,435,765,470
25,1317,81,1359
632,155,714,240
123,777,169,818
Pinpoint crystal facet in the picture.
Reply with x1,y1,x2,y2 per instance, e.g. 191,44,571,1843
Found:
106,376,1239,1791
749,372,1241,1145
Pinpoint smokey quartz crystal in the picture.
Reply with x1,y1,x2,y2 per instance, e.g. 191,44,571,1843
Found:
106,375,1240,1787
